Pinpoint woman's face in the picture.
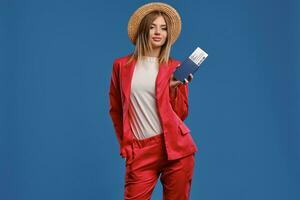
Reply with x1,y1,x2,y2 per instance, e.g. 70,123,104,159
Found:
149,16,167,49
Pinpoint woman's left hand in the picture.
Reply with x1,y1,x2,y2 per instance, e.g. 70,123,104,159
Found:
170,74,182,90
170,73,193,86
170,73,193,97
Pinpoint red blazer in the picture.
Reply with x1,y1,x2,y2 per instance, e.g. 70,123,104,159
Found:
109,54,198,164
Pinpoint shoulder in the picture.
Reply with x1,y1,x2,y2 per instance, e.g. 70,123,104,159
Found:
113,54,132,67
169,57,181,64
168,56,181,70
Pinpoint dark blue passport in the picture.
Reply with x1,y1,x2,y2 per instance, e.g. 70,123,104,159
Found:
173,47,208,82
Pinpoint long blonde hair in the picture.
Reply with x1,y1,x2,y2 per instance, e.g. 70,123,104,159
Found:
126,10,174,66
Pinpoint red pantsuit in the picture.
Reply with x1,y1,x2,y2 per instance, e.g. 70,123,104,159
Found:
109,54,198,199
125,134,195,200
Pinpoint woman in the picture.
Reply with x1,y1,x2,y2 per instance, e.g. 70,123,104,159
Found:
109,2,198,200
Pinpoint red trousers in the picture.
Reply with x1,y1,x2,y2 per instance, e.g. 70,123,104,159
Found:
124,133,195,200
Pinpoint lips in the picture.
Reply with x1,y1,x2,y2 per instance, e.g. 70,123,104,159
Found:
152,37,162,41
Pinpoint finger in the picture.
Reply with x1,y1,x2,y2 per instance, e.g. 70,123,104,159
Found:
184,78,188,84
170,79,181,88
176,81,182,87
188,74,193,82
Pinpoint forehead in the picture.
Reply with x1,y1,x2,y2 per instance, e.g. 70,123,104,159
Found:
152,16,166,25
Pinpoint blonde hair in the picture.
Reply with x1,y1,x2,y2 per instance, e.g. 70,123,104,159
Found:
126,10,174,66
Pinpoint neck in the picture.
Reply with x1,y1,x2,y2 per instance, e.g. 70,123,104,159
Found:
145,47,161,57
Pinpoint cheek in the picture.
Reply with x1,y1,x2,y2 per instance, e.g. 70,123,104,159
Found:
149,29,155,37
162,32,167,40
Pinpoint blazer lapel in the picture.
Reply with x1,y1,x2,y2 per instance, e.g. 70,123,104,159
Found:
121,58,136,105
155,62,169,99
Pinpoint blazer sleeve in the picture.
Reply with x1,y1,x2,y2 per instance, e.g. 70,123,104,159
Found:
108,60,124,155
169,82,189,121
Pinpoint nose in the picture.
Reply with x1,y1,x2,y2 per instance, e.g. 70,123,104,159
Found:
154,27,161,35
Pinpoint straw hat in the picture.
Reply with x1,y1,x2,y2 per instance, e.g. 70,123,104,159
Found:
127,2,182,45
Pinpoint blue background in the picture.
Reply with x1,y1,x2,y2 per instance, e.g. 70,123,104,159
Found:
1,0,299,199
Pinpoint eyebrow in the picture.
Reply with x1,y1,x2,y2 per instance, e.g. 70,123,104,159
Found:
151,23,167,27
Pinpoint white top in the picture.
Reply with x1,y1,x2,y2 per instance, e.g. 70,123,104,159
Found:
128,56,163,140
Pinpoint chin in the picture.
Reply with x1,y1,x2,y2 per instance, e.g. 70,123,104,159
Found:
151,42,164,48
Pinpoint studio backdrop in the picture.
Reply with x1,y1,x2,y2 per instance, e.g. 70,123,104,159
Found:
1,0,299,199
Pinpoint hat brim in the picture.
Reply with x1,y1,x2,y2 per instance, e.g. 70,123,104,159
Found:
127,2,181,45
